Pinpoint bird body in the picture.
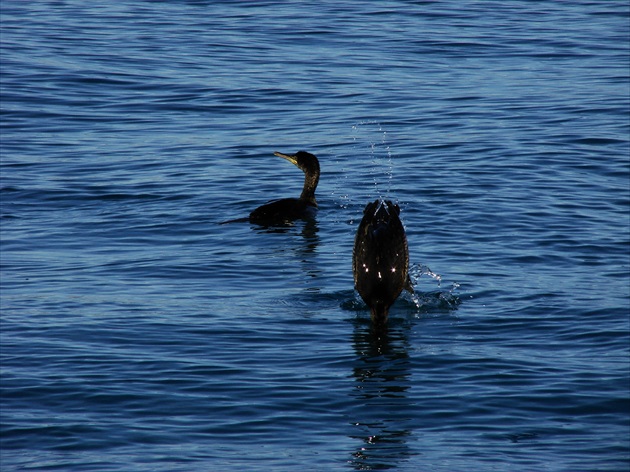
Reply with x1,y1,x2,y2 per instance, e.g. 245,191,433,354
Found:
353,199,410,326
248,196,317,223
248,151,320,225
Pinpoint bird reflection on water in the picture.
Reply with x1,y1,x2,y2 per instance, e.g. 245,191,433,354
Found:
253,217,321,280
348,320,417,469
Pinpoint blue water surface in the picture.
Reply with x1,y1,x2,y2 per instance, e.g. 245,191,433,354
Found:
1,1,629,470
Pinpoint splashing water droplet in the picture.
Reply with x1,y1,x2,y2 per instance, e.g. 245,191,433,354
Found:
407,263,460,312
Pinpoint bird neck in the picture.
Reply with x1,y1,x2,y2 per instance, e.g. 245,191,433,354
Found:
370,304,389,326
300,170,319,205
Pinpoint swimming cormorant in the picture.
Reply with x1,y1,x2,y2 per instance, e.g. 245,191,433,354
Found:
248,151,320,224
353,199,411,327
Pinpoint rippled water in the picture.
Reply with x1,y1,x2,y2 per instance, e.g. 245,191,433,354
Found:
1,1,629,470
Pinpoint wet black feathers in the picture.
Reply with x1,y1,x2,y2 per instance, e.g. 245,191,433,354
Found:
248,151,320,224
353,199,410,326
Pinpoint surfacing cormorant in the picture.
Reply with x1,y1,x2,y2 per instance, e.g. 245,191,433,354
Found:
353,199,411,327
243,150,320,224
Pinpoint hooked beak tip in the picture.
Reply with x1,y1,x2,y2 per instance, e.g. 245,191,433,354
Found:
273,151,297,164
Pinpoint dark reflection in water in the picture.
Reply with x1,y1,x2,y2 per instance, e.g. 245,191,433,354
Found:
294,218,320,281
253,218,322,286
252,217,319,251
348,321,418,470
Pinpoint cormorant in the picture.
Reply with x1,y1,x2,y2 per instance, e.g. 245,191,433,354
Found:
353,199,411,327
248,150,320,224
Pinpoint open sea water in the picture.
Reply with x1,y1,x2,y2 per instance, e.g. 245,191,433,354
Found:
1,1,629,471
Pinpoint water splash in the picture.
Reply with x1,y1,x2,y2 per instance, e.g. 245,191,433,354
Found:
350,121,393,199
410,262,441,287
408,262,461,313
342,262,460,317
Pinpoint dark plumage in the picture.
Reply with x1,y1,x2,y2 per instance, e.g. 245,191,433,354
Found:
248,151,320,224
353,199,411,326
